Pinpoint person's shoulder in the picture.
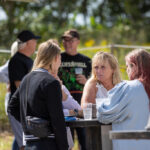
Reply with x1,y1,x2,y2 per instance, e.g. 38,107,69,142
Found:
127,80,146,93
85,78,97,88
9,52,21,63
78,53,91,60
43,73,59,85
115,80,144,94
126,80,142,87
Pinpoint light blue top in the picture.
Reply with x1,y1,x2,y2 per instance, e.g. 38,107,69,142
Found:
62,85,81,116
97,80,150,150
0,60,9,83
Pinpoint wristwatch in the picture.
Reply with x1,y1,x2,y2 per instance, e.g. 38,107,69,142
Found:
74,109,79,116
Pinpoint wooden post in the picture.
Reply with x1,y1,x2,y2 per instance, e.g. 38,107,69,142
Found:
110,44,114,54
86,126,102,150
101,125,112,150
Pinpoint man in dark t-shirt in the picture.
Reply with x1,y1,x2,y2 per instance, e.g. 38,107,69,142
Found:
8,30,40,150
9,52,33,97
59,52,91,103
9,30,40,98
59,29,91,150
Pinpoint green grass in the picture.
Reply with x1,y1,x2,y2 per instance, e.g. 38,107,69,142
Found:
0,131,14,150
0,132,79,150
0,84,10,131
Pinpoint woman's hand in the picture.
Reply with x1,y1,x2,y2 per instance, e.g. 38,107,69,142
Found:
76,74,87,85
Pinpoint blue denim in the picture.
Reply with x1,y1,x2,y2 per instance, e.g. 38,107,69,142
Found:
12,138,19,150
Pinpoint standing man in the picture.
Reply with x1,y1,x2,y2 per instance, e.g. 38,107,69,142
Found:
59,29,91,150
8,30,40,150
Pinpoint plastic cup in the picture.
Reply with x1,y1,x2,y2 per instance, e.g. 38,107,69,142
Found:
83,103,92,120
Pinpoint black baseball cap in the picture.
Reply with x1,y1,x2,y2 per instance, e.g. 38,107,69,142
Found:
62,29,80,39
17,30,41,42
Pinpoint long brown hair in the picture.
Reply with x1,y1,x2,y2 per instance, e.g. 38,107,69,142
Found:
125,49,150,99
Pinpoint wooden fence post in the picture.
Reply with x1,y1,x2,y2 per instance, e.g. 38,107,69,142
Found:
110,44,114,54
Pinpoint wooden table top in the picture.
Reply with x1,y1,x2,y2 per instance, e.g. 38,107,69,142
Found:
66,118,101,127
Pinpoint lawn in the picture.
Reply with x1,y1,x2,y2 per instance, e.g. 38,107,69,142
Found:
0,131,79,150
0,131,14,150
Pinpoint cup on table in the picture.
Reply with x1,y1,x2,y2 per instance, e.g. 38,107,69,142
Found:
83,103,92,120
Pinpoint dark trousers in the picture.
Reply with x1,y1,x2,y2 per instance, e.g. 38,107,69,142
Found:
71,127,86,150
25,138,57,150
12,138,19,150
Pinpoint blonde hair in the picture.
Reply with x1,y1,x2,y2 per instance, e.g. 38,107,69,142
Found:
32,40,61,71
91,51,121,85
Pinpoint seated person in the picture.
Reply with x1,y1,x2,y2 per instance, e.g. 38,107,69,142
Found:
97,49,150,150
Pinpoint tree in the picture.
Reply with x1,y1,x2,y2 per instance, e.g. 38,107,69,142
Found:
93,0,150,27
0,0,90,48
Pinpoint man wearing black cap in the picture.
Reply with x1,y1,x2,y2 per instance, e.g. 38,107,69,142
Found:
8,30,40,150
9,30,40,97
59,29,91,150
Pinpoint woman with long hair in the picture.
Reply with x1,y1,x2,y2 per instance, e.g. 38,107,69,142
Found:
81,51,121,105
8,40,68,150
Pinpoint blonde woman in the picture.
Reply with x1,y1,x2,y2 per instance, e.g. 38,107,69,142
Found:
81,51,121,149
81,51,121,105
8,40,68,150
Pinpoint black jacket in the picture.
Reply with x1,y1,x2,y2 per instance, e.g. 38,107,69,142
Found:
8,71,68,150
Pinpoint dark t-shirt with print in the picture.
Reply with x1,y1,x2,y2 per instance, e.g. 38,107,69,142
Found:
59,52,91,104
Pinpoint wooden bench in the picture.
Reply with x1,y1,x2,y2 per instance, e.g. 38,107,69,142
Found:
110,130,150,140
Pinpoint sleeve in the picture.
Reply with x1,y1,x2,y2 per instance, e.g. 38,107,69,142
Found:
45,80,68,150
9,59,26,82
62,85,81,110
7,87,20,121
97,81,131,124
0,61,9,83
63,109,69,116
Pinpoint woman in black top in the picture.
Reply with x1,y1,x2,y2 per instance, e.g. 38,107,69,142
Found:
8,40,68,150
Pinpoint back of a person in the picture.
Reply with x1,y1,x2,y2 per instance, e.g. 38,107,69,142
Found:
19,71,55,120
112,80,150,150
9,52,33,96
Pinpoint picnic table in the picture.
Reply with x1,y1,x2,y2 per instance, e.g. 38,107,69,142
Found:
66,118,112,150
